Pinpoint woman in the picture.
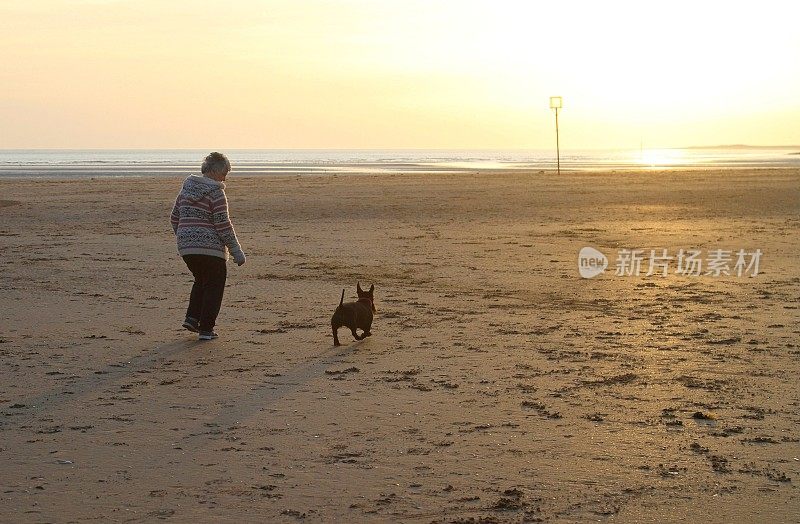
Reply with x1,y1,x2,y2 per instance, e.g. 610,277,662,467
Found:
170,152,246,340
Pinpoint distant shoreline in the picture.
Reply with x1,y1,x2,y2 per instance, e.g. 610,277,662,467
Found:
682,144,800,150
1,148,798,178
0,166,798,181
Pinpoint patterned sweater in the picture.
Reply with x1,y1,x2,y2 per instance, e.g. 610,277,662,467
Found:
170,175,245,261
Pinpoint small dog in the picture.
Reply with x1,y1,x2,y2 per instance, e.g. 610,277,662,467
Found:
331,283,376,346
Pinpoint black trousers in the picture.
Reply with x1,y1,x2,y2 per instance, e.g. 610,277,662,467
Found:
183,255,227,332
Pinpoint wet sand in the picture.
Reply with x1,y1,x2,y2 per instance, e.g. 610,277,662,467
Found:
1,169,798,522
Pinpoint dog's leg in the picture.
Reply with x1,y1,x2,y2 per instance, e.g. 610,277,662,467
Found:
332,325,341,346
350,312,362,340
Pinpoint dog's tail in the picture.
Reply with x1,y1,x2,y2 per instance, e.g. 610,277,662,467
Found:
339,288,345,306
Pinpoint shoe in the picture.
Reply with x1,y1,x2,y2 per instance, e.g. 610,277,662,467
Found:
198,331,219,341
182,317,199,333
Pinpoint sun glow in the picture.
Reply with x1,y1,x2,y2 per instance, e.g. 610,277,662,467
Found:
638,149,687,167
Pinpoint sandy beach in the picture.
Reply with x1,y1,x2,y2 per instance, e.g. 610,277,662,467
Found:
1,169,798,522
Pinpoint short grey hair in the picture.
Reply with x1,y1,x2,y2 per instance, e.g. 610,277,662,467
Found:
201,152,231,177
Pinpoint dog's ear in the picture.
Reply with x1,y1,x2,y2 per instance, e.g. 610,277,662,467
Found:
369,284,374,294
357,282,362,293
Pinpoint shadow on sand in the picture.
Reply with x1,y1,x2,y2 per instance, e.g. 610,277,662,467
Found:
200,340,366,430
2,339,199,425
3,338,366,432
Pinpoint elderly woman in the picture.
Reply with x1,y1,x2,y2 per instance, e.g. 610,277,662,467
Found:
170,152,246,340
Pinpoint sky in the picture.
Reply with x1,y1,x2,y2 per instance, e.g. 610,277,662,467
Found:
2,0,799,149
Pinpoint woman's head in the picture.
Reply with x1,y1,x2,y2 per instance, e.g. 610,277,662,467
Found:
201,151,231,181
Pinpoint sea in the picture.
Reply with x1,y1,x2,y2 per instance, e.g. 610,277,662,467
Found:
0,148,798,178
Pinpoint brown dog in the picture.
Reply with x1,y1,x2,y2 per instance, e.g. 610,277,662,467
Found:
331,283,375,346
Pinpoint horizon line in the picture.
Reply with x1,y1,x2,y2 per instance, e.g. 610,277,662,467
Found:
2,144,800,152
